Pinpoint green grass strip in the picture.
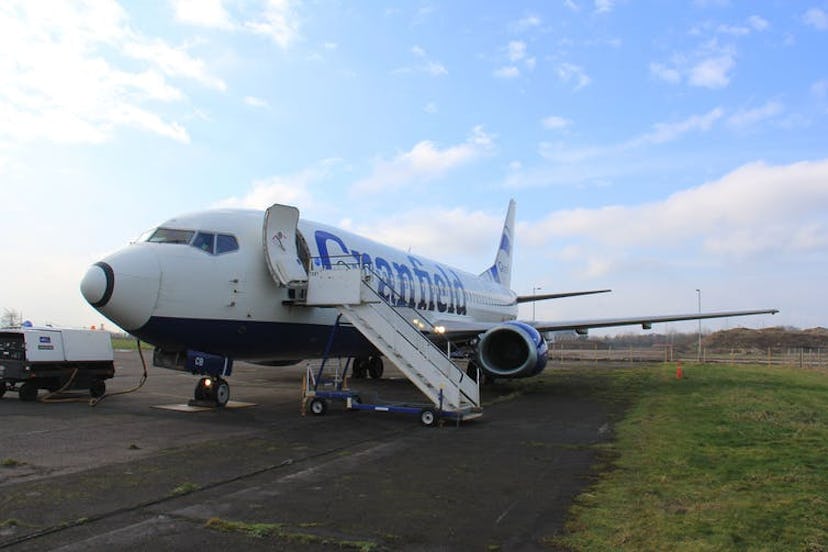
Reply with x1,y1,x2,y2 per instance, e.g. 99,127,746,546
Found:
553,363,828,551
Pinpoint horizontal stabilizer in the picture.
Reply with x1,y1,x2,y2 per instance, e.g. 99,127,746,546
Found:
516,289,612,304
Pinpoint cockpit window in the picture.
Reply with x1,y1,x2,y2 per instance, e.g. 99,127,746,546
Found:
192,232,215,254
216,234,239,254
147,228,195,244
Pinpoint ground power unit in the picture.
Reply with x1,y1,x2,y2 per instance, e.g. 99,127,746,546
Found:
0,327,115,401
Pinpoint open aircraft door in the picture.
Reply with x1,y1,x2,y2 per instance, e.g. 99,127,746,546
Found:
263,204,308,286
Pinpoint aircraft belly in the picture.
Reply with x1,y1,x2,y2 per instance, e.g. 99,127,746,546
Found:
132,316,375,361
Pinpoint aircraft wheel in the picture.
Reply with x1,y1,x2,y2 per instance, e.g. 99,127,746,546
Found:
19,382,38,402
368,357,384,379
465,363,479,382
352,357,368,379
194,377,211,401
214,379,230,407
309,398,327,416
89,380,106,398
419,408,438,427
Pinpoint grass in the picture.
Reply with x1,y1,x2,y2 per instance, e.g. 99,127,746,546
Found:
550,362,828,551
204,518,378,551
1,458,24,468
110,336,153,350
169,482,200,496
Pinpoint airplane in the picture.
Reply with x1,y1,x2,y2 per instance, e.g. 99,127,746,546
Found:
80,200,777,406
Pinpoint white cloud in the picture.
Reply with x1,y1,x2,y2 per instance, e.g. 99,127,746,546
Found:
529,159,828,258
172,0,234,29
630,108,724,146
494,66,521,79
748,15,769,31
0,1,225,145
594,0,615,14
538,108,724,166
508,41,527,62
650,62,681,84
393,45,447,77
346,207,502,264
352,126,495,194
726,101,783,129
803,7,828,31
542,116,572,130
244,96,270,109
689,53,735,88
215,162,338,209
556,63,592,90
564,0,580,12
511,14,541,32
812,79,828,99
245,0,301,48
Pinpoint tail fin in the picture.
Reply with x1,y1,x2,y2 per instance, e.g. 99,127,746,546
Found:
480,199,516,288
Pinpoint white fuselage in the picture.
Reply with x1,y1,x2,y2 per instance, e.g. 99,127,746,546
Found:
81,208,518,361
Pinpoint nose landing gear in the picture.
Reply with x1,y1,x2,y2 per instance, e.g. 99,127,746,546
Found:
193,376,230,407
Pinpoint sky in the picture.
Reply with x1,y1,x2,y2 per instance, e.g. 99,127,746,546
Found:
1,0,827,336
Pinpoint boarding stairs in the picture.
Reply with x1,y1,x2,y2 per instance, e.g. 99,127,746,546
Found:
303,262,480,414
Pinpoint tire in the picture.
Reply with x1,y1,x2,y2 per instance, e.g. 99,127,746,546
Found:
465,363,479,382
419,408,438,427
0,383,6,399
309,398,327,416
89,380,106,398
352,357,368,379
214,379,230,407
368,357,384,379
19,382,38,402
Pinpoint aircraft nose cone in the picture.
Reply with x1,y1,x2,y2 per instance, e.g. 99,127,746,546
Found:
81,262,114,307
80,245,161,331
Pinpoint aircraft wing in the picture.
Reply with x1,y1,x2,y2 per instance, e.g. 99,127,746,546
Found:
432,308,778,340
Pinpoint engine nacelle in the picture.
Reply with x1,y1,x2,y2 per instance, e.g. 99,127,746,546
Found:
475,321,549,378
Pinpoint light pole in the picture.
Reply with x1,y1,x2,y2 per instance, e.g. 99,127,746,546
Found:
532,286,542,321
696,288,702,362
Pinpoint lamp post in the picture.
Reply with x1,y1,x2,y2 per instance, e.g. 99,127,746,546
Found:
532,286,542,321
696,288,702,362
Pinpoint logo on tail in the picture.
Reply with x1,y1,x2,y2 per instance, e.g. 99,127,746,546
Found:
481,199,516,288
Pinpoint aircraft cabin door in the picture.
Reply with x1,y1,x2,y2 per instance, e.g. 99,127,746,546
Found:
263,204,308,286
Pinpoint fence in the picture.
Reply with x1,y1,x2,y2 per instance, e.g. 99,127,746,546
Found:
549,345,827,369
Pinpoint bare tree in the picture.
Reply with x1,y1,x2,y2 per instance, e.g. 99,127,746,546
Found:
2,308,23,328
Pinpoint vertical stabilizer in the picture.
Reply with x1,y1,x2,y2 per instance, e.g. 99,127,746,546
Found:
480,199,516,289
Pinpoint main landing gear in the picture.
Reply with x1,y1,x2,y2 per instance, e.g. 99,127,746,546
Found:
193,376,230,407
351,356,384,379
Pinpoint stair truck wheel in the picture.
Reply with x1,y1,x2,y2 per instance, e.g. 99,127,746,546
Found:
309,398,328,416
419,408,438,427
19,381,38,402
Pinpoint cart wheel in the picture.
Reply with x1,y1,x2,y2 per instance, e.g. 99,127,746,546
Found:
19,382,38,402
194,377,210,401
89,380,106,398
214,379,230,407
309,398,327,416
368,357,384,379
419,408,438,427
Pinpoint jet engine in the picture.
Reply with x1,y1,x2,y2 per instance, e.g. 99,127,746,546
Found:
474,321,548,378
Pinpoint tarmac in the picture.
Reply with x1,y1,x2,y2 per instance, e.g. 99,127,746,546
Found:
0,351,621,551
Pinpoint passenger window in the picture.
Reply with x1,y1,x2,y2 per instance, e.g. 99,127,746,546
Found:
216,234,239,254
192,232,215,254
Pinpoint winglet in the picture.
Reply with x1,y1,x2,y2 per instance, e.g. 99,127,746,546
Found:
480,199,516,288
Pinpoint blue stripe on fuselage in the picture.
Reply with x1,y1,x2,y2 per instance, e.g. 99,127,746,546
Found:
133,316,377,360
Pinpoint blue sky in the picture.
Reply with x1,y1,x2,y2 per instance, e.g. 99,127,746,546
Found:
1,0,827,334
